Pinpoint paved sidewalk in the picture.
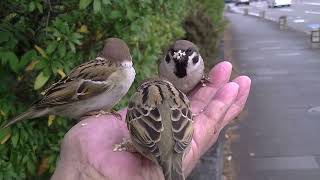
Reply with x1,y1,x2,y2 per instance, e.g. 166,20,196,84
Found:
226,12,320,180
228,0,320,35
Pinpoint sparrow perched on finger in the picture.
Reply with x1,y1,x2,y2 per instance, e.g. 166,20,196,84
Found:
159,40,207,94
125,78,194,180
2,38,135,128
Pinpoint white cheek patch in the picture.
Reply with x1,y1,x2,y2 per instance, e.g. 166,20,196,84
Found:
121,60,133,67
187,52,201,72
188,52,197,60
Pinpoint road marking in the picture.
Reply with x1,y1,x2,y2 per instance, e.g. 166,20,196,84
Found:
277,52,301,56
249,12,260,16
308,106,320,113
260,46,281,50
266,16,277,21
293,19,305,23
305,10,320,15
303,2,320,6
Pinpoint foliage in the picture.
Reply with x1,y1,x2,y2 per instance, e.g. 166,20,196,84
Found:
199,0,225,26
184,0,226,69
0,0,224,179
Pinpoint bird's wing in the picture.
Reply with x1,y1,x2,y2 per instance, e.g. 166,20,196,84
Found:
126,93,163,159
170,96,193,154
126,79,193,160
34,58,117,108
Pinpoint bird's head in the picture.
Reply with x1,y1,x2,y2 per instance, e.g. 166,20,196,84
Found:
101,38,132,67
164,40,202,78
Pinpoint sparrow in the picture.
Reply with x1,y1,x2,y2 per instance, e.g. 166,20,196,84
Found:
159,40,207,94
2,38,136,128
124,78,194,180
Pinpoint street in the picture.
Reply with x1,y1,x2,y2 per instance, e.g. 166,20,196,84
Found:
228,0,320,33
225,5,320,180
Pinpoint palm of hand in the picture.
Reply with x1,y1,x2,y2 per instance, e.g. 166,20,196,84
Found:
52,62,251,180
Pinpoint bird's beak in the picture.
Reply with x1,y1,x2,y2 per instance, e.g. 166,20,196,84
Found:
173,55,187,63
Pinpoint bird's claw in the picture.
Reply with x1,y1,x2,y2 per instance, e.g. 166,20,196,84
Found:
111,109,122,121
81,109,122,120
81,110,107,118
192,109,204,117
95,110,107,117
200,75,211,87
113,138,137,152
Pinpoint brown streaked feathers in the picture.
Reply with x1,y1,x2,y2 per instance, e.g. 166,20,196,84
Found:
126,78,193,180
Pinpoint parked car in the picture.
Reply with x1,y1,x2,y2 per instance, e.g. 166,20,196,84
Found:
235,0,250,5
267,0,292,8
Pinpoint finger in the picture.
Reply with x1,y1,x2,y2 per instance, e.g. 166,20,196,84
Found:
190,61,232,113
221,76,251,127
203,82,239,123
193,82,239,153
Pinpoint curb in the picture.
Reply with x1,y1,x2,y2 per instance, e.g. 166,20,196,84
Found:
187,130,225,180
186,38,226,180
226,4,312,35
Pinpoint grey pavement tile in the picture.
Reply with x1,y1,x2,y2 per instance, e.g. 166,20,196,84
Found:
226,12,320,180
251,156,319,171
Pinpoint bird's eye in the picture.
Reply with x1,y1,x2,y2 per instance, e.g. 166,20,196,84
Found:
186,48,193,55
192,56,199,64
165,54,170,63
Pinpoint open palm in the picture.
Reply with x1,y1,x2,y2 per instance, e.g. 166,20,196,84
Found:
52,61,251,180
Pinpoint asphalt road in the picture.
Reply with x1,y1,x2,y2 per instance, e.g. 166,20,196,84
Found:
228,0,320,33
225,11,320,180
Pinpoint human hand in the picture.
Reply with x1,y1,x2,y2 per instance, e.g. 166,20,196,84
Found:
51,61,251,180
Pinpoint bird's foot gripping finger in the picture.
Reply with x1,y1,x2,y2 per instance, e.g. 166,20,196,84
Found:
192,108,204,117
81,109,122,120
113,138,137,152
111,109,122,121
200,75,211,87
95,110,108,117
81,110,108,118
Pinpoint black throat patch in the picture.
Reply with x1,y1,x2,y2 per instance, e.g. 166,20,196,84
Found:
174,60,188,78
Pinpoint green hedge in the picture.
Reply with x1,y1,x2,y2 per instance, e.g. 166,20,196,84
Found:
184,0,225,70
0,0,223,179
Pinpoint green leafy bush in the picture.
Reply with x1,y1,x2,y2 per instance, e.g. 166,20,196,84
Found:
0,0,223,178
184,0,226,69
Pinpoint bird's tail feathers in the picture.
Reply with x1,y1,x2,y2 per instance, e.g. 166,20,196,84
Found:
1,109,37,128
161,154,184,180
